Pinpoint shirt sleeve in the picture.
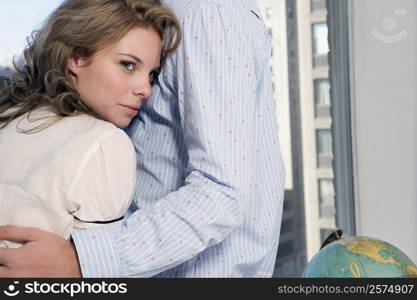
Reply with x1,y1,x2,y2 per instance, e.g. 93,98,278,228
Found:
71,2,262,277
67,129,136,231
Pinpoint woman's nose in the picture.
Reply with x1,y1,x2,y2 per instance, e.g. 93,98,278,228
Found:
133,76,152,100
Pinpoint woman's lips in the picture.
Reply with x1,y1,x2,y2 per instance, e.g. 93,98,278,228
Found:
119,104,139,116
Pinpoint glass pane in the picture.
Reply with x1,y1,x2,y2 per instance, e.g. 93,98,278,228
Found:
312,23,329,67
311,0,326,12
317,130,332,154
280,219,294,235
317,130,334,168
0,1,63,67
256,0,347,277
312,23,329,55
318,179,336,219
0,0,350,279
314,79,331,118
314,79,331,105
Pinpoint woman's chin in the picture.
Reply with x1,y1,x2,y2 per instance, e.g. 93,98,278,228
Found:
113,117,133,129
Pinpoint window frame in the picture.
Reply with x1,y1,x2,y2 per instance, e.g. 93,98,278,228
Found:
326,0,356,237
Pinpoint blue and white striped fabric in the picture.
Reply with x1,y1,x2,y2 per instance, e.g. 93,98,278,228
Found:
72,0,285,277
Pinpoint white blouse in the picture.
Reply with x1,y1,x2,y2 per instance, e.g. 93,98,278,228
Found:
0,108,136,248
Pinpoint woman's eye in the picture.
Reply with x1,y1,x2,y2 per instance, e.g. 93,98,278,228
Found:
120,61,135,71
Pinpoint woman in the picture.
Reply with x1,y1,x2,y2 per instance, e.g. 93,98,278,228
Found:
0,0,181,248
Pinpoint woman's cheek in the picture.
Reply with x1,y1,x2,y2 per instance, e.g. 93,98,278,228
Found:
102,71,128,97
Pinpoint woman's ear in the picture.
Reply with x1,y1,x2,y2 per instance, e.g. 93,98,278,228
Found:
67,53,81,76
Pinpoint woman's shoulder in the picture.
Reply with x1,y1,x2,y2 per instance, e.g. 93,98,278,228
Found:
20,109,134,158
58,113,133,152
61,112,118,132
1,107,134,160
47,113,136,182
5,107,122,138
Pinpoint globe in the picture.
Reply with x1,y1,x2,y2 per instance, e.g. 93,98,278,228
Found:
303,234,417,278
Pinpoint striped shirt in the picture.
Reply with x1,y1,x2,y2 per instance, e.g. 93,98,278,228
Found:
72,0,285,277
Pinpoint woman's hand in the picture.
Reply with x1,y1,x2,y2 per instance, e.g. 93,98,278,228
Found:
0,225,82,277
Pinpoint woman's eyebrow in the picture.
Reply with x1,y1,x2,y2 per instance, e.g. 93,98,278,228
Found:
117,53,143,63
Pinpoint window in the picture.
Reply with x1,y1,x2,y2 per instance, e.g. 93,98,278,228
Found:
314,79,331,118
277,240,294,259
0,1,63,70
312,23,329,67
318,179,336,219
0,0,363,279
311,0,326,12
283,199,291,212
256,0,354,278
316,130,333,168
281,219,294,235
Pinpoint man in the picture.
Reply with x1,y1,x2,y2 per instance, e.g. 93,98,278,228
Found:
0,0,285,277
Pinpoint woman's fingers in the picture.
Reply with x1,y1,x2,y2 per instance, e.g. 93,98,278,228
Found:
0,247,14,266
0,225,42,244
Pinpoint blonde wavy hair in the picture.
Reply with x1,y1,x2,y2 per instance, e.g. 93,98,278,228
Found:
0,0,181,131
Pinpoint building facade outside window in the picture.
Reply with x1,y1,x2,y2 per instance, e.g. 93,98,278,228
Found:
256,0,353,277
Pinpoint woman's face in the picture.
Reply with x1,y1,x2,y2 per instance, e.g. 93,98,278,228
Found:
68,26,162,128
